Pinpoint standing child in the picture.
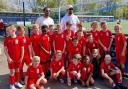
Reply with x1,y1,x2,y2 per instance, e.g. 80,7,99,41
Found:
4,25,24,89
63,21,75,53
67,54,82,86
50,50,65,83
80,56,94,87
98,21,113,58
39,25,51,74
17,25,32,84
114,24,127,75
100,54,127,89
30,24,41,56
52,24,66,54
25,56,47,89
90,21,99,42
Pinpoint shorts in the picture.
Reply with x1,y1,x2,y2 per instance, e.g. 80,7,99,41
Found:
8,61,21,69
116,52,126,65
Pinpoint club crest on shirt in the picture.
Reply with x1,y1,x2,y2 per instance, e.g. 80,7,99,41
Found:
118,37,120,41
59,62,61,66
15,39,18,44
93,44,95,47
106,32,109,36
24,38,26,43
37,68,39,74
108,65,110,69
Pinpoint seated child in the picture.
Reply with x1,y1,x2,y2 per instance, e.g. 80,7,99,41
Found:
25,56,47,89
81,55,94,87
100,54,127,89
67,54,82,86
50,50,65,83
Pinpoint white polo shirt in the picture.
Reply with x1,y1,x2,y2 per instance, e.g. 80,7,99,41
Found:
35,16,54,27
61,14,80,32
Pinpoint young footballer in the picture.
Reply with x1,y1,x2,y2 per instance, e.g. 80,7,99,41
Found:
52,24,66,54
80,56,94,87
100,54,127,89
68,36,82,62
84,34,99,58
30,24,41,56
114,24,127,75
90,21,99,42
39,25,51,74
17,25,32,84
25,56,47,89
4,25,24,89
98,22,113,58
50,50,65,83
67,54,82,86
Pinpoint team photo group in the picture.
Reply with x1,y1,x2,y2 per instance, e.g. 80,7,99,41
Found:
4,5,128,89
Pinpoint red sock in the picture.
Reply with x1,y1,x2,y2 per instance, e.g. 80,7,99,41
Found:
121,68,125,74
9,75,15,85
15,72,20,82
116,73,122,83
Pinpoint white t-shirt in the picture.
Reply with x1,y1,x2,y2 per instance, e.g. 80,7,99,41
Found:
35,16,54,27
61,14,80,32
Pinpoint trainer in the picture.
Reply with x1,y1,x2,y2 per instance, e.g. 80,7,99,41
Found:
61,5,80,33
35,7,54,27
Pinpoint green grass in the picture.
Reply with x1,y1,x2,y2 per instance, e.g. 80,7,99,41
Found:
84,20,128,34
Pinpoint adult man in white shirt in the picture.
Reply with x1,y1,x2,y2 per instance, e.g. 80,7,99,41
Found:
35,7,54,27
61,5,80,33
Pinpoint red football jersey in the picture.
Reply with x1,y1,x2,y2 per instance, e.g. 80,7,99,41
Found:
4,36,23,62
67,61,82,72
86,40,99,55
26,64,43,80
91,30,99,42
20,36,31,59
99,29,112,48
39,34,51,62
30,33,41,56
50,58,64,73
100,61,115,74
115,33,126,53
68,43,82,59
52,33,65,51
81,63,93,74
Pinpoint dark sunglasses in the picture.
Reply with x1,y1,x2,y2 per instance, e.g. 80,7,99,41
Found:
68,8,73,10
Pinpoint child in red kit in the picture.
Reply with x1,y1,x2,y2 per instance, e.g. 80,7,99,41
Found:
25,56,47,89
100,54,127,89
80,55,94,87
114,24,127,75
4,25,24,89
76,29,87,47
39,25,51,74
90,21,99,42
68,36,82,63
67,54,82,86
30,24,41,56
63,21,75,52
17,25,32,84
52,24,66,54
84,34,99,58
50,50,65,83
98,22,113,58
